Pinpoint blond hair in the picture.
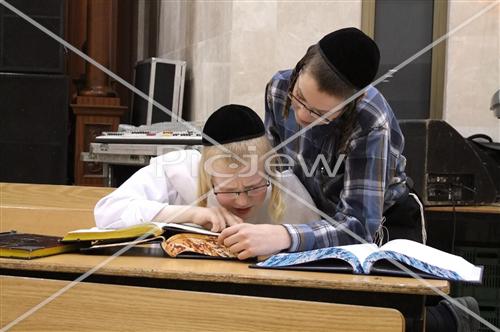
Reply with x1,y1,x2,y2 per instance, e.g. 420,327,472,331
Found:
197,136,285,222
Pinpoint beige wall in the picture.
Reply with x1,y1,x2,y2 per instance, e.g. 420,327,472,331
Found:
136,0,147,62
157,0,362,121
157,1,499,142
443,1,500,141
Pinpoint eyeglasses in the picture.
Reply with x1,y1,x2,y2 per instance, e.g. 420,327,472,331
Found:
288,92,332,124
213,181,270,200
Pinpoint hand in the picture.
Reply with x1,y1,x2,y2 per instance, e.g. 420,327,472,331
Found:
154,205,243,232
189,206,243,232
218,224,291,260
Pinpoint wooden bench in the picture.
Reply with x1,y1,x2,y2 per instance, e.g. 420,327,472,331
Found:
1,275,405,331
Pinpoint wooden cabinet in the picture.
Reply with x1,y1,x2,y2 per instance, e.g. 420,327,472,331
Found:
72,96,125,186
66,0,137,185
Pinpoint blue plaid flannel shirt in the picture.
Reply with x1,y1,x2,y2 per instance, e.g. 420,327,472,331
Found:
265,70,409,251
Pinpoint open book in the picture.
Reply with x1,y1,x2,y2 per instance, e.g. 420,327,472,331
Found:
254,239,483,282
62,222,236,259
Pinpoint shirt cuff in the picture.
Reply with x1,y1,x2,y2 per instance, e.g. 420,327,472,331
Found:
282,223,316,252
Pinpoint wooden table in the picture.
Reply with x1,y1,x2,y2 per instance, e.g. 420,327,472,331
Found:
1,183,450,331
0,253,448,296
425,203,500,252
0,182,113,235
424,202,499,321
0,251,448,331
0,182,114,209
1,275,405,332
425,204,500,214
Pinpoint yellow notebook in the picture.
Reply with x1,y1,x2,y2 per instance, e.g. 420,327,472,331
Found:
0,231,81,259
62,222,218,243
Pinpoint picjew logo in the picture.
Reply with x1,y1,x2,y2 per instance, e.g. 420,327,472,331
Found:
153,145,345,179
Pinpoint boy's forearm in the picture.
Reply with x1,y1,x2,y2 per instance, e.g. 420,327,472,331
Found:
152,205,195,223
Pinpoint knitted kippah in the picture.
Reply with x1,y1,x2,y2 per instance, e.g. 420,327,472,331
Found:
201,104,265,146
318,27,380,90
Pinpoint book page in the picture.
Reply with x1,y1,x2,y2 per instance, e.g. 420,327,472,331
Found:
162,234,235,258
68,227,113,233
366,239,482,282
159,223,219,236
89,236,164,248
68,223,159,233
68,223,212,234
337,243,378,265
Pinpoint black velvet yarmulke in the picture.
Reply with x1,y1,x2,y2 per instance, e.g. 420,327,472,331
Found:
202,104,265,146
318,27,380,90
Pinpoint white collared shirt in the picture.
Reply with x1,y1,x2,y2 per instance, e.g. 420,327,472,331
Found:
94,149,319,229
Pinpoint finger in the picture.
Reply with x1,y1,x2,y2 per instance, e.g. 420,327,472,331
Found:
190,212,210,229
209,214,224,233
193,218,212,230
217,208,231,226
220,209,243,227
216,208,234,229
237,249,254,260
228,241,247,255
222,231,246,248
216,207,233,226
229,213,244,226
201,222,213,230
218,225,242,245
213,210,229,232
202,209,222,233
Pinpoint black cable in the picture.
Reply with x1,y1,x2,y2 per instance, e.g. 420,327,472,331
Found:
451,194,457,255
426,182,473,254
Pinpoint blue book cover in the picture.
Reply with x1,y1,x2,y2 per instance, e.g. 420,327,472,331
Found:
254,239,483,283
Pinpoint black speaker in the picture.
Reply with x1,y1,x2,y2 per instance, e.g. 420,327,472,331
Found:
0,0,65,73
399,120,497,205
0,73,69,184
131,58,186,126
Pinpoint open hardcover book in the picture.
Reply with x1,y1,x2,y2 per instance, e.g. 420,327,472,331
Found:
254,239,483,283
62,222,236,259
